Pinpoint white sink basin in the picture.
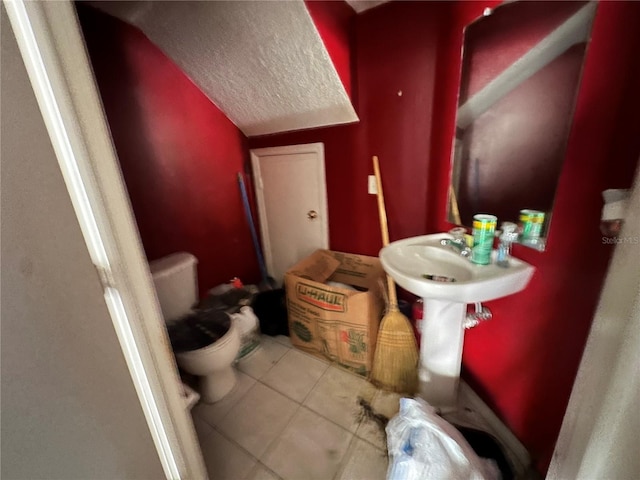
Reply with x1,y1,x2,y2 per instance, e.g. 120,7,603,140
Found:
379,233,535,409
380,233,534,303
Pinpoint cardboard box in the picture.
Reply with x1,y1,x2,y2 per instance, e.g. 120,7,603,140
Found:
284,250,385,377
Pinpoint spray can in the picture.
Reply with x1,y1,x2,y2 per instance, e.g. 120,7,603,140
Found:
519,209,545,241
472,214,497,265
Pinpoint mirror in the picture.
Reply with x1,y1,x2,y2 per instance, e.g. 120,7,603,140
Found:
447,1,597,250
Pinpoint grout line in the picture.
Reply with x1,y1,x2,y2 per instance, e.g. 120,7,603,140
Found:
354,427,388,453
194,381,297,478
191,414,216,444
198,338,395,478
194,372,259,429
244,461,261,480
196,376,391,480
270,334,294,348
244,461,283,480
250,368,370,442
331,429,359,480
209,424,262,472
256,462,284,480
209,394,301,475
298,360,330,405
256,402,305,467
236,336,289,381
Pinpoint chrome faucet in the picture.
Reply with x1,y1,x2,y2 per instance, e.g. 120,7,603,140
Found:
441,228,472,258
496,222,518,267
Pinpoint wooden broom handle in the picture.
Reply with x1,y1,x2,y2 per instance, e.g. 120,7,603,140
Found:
373,156,389,246
373,156,399,307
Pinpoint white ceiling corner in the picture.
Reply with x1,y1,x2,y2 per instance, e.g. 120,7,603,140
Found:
88,0,358,136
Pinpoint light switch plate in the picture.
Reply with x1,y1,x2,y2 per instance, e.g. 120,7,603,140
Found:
368,175,378,195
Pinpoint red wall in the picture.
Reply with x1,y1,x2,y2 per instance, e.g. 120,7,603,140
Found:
79,0,640,474
430,0,640,473
254,0,640,474
77,5,260,296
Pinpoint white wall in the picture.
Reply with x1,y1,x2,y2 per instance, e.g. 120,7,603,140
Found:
0,9,165,479
548,166,640,479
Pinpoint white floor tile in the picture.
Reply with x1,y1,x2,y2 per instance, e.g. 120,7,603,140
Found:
192,370,256,426
200,429,256,480
272,335,293,348
237,337,290,380
217,382,299,459
191,413,214,443
261,349,328,402
246,463,282,480
262,406,353,480
353,390,401,451
371,390,402,419
354,416,387,452
304,366,377,432
336,438,388,480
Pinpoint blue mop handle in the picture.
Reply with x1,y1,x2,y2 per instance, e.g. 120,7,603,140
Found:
237,173,269,282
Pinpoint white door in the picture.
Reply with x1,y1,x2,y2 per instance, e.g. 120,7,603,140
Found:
251,143,329,284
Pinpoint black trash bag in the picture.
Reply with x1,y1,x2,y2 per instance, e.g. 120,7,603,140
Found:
197,288,254,313
167,309,231,353
455,426,514,480
252,288,288,336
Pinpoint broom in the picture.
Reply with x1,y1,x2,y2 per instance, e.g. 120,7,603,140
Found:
370,155,419,394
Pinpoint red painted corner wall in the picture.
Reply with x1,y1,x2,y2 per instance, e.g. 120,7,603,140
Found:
430,1,640,473
77,5,260,296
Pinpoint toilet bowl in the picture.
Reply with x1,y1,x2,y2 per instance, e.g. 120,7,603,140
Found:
150,252,241,403
175,320,241,402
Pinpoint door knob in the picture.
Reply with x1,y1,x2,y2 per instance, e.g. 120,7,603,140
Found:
307,210,318,220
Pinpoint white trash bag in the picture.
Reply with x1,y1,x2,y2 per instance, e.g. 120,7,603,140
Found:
386,398,500,480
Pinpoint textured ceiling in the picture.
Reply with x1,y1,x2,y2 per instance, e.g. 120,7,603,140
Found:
90,1,358,136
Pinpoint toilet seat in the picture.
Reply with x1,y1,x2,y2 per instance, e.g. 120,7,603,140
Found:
174,320,241,403
150,252,242,404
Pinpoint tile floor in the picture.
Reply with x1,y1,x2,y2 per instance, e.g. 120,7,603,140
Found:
190,334,533,480
191,335,393,480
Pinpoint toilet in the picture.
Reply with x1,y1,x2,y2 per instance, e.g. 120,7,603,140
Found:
149,252,241,403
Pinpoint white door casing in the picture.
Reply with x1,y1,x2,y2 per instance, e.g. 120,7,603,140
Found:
4,2,207,478
251,143,329,284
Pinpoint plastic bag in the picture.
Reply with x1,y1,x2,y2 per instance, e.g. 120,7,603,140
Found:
386,398,500,480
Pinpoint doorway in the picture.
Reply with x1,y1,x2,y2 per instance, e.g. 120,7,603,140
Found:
251,143,329,284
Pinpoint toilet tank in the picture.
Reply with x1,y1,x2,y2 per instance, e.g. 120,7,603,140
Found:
149,252,199,323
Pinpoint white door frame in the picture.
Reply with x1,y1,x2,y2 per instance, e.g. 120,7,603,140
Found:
4,1,206,478
250,143,329,280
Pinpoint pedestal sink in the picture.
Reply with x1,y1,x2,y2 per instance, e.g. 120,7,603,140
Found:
380,233,534,410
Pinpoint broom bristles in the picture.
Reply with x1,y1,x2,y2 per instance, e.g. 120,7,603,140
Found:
370,308,419,394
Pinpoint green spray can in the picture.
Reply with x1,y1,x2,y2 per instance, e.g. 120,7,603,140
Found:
519,209,545,241
472,214,497,265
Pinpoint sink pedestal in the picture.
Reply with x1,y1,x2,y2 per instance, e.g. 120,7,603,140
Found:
419,299,466,411
379,233,535,410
